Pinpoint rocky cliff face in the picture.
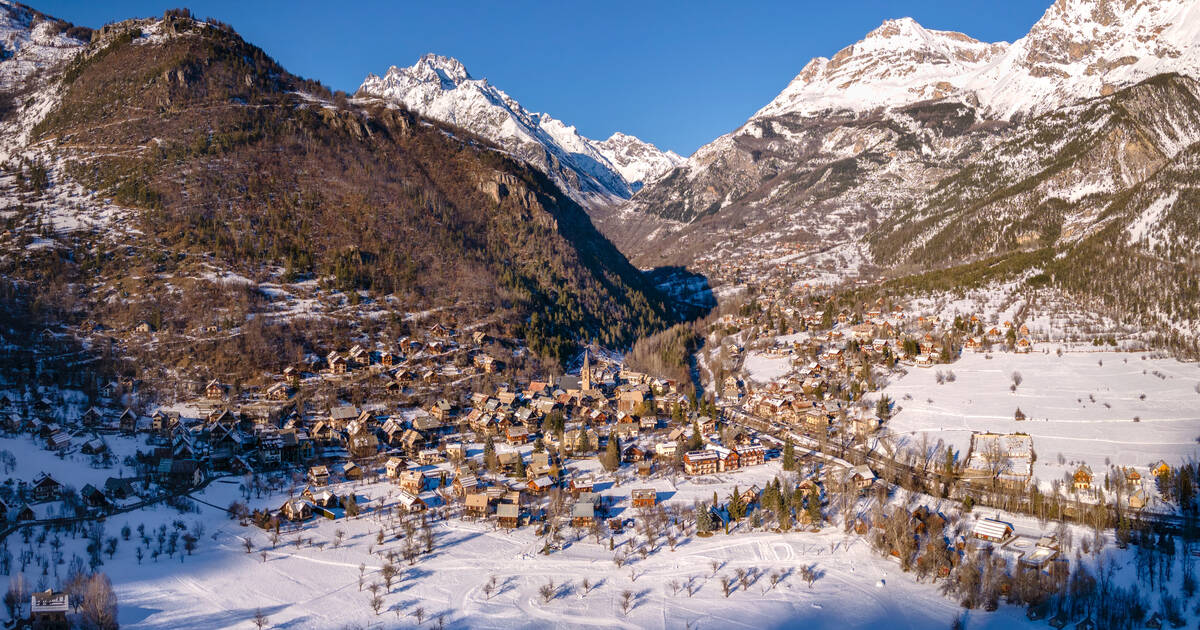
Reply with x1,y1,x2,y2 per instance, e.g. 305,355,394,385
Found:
357,54,682,207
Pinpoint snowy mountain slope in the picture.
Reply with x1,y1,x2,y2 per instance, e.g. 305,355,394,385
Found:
0,1,87,159
591,131,683,192
357,54,682,205
620,0,1200,267
756,0,1200,121
753,17,1008,119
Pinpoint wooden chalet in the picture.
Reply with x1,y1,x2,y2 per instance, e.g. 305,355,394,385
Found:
31,474,62,501
205,379,225,399
571,501,596,527
631,488,657,508
280,498,311,522
464,493,491,518
308,465,330,486
497,503,520,528
396,490,425,512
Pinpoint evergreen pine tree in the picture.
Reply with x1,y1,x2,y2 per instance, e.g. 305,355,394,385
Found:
805,488,821,525
782,439,795,472
484,435,498,473
697,505,712,534
514,454,526,478
603,434,620,472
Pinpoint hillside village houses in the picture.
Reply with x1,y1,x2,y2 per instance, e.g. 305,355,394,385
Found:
1,315,793,534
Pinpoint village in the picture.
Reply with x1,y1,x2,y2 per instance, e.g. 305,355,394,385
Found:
3,265,1198,629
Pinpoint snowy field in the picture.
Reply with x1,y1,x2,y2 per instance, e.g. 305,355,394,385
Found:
883,351,1200,487
2,453,1046,630
106,476,1039,630
743,353,794,384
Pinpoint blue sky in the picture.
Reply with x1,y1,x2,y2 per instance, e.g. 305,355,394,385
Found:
36,1,1052,155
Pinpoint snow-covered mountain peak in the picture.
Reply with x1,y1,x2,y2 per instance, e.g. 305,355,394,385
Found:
357,54,682,205
754,17,1008,119
592,132,684,190
971,0,1200,118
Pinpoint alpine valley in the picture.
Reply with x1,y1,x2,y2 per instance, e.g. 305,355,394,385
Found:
2,1,1200,630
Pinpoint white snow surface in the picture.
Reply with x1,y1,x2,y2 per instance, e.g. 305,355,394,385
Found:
884,350,1200,487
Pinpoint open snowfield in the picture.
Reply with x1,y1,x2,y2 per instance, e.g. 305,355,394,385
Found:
883,350,1200,487
106,476,1039,630
743,353,794,384
2,453,1046,630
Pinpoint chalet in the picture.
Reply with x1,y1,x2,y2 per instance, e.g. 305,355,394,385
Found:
430,399,455,423
972,517,1013,543
617,389,646,414
280,498,311,522
631,488,657,508
283,366,300,386
152,410,179,433
454,473,478,496
571,501,596,527
80,438,107,456
103,477,136,500
474,354,500,373
348,344,369,366
80,407,104,427
379,350,397,367
266,382,291,401
399,470,424,493
1016,338,1033,353
622,444,649,463
569,475,594,496
418,448,443,465
637,461,653,476
161,459,203,488
347,426,379,459
134,321,153,333
397,490,425,512
45,430,72,451
79,484,109,509
850,465,877,491
117,408,138,433
327,352,348,374
385,456,406,479
445,442,466,460
205,379,225,399
654,441,679,458
914,354,935,367
563,427,598,453
465,493,490,518
735,445,766,467
303,486,340,509
1153,460,1171,477
683,450,719,475
30,589,69,630
31,474,62,501
528,452,556,478
527,476,556,493
1073,465,1092,490
505,425,530,445
497,503,520,528
308,465,330,486
340,462,362,481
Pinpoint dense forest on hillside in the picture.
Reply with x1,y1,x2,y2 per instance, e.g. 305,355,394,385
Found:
14,12,674,369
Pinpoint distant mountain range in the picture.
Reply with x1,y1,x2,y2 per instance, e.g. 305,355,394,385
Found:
357,54,682,207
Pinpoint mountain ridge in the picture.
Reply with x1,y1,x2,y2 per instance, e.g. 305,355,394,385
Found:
357,54,683,206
